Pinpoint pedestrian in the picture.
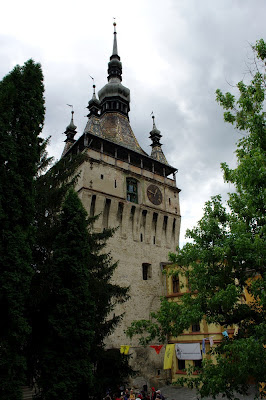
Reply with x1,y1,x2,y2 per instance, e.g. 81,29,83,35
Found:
156,390,165,400
150,387,156,400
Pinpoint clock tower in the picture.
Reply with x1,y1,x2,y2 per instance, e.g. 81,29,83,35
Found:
62,23,181,387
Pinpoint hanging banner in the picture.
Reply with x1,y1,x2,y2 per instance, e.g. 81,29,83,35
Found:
150,345,163,354
163,344,175,369
120,345,130,355
175,343,202,360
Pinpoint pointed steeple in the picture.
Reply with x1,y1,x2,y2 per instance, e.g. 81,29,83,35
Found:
150,115,162,146
108,21,122,82
98,21,130,118
112,21,118,56
87,84,100,117
149,115,169,165
61,109,77,157
84,21,147,156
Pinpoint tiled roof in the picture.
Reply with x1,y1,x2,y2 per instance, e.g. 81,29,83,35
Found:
151,145,169,165
84,112,148,156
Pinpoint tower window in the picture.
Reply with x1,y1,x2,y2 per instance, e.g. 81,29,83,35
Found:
117,202,124,224
141,210,147,228
101,174,104,179
126,178,138,203
90,195,96,217
140,233,143,242
142,263,151,280
103,198,111,229
163,215,168,231
172,218,176,237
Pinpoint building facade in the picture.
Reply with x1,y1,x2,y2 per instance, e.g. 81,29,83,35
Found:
164,263,237,383
62,23,181,387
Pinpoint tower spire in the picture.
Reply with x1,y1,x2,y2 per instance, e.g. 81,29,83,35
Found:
87,81,100,117
66,108,77,136
149,114,169,165
112,20,118,56
150,114,162,147
61,107,77,157
98,21,130,118
107,20,122,82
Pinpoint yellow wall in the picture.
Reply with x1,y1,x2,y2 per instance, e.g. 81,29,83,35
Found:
164,264,232,382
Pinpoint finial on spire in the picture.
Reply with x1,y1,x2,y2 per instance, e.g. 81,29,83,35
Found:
112,18,118,56
89,76,97,99
151,112,157,130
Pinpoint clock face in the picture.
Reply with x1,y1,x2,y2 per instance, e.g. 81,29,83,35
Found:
147,184,162,205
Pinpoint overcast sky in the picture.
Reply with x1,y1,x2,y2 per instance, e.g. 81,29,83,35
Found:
1,0,265,247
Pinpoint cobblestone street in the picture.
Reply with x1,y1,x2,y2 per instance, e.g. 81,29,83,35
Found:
158,385,259,400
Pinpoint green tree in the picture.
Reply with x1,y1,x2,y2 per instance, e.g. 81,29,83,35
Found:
31,188,95,399
126,40,266,399
30,177,129,399
0,60,45,400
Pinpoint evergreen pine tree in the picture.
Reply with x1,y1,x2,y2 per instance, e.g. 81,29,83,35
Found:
0,60,45,400
32,188,95,399
30,179,129,399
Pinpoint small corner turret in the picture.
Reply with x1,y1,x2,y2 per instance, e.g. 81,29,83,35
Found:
87,83,100,118
149,114,169,165
61,107,77,157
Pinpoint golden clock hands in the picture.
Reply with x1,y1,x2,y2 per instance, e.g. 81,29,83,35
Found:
148,189,156,195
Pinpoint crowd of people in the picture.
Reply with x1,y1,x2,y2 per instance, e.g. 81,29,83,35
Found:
104,387,166,400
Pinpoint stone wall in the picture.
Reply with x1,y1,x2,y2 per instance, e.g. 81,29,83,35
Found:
75,148,181,386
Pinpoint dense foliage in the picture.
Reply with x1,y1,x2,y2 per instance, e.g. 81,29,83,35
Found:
0,60,45,400
30,167,129,399
127,40,266,399
0,60,131,399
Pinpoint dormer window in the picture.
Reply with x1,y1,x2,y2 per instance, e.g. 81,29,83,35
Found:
127,178,138,203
